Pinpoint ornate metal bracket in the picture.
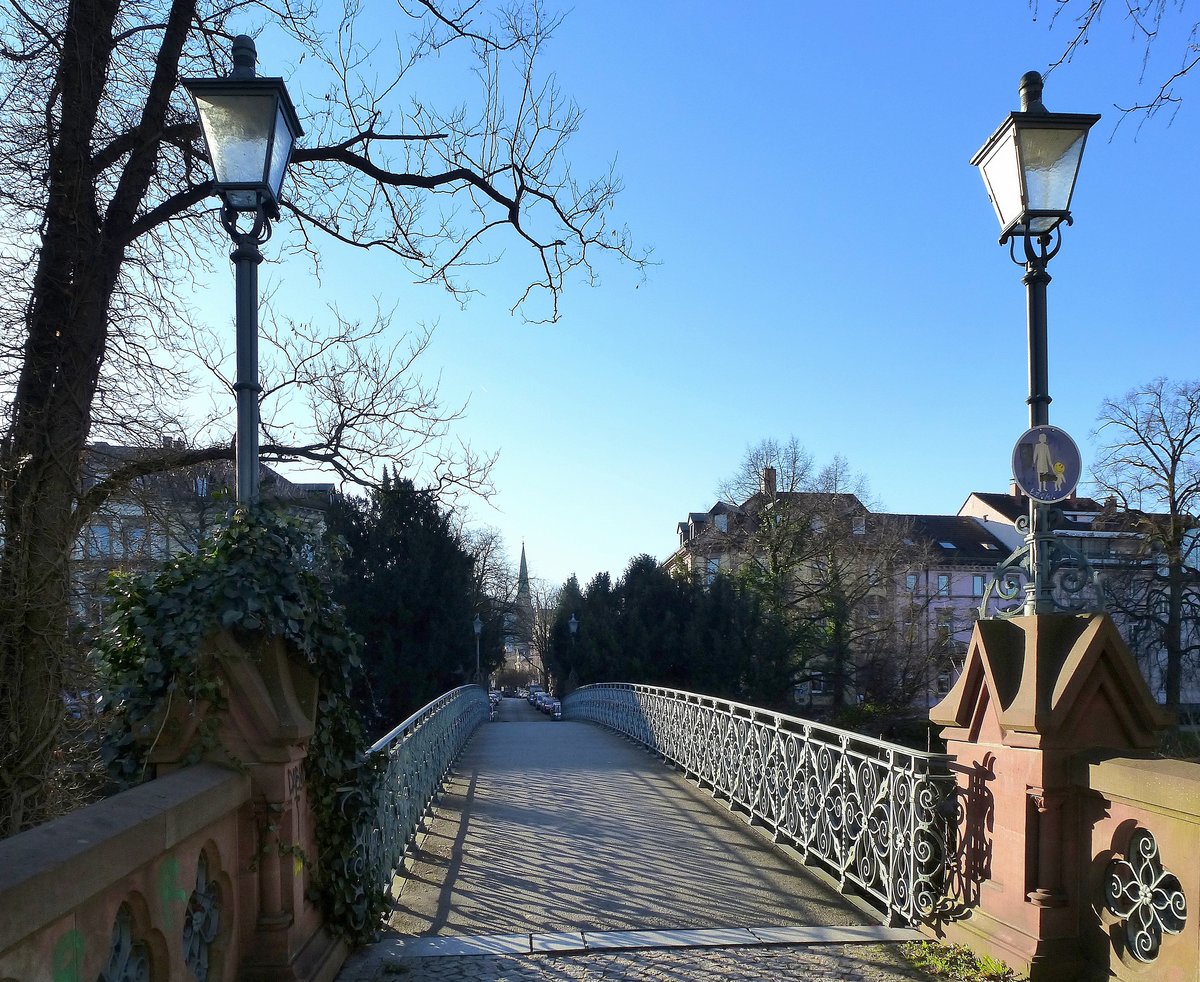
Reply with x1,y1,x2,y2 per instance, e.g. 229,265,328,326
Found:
979,505,1105,619
220,200,273,249
1105,827,1187,963
1004,223,1066,265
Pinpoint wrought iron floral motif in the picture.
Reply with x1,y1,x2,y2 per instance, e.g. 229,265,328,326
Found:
184,851,220,981
98,904,150,982
564,683,954,926
1105,827,1187,962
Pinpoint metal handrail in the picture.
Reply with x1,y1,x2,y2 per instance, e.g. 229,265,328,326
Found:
358,685,488,908
564,682,953,926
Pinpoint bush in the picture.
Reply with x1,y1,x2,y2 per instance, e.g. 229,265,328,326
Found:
95,506,387,943
901,941,1024,980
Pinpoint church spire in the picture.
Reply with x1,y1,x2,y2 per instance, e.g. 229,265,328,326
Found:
517,542,530,599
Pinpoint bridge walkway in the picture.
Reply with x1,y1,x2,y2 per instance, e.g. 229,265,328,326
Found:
338,696,931,981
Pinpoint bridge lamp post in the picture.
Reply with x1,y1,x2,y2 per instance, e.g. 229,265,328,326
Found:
183,36,303,505
971,71,1099,615
473,614,483,684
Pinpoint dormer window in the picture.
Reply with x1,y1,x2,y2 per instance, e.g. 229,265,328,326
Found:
714,513,728,533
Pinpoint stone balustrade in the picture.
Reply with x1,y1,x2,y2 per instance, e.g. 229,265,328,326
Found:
0,762,248,980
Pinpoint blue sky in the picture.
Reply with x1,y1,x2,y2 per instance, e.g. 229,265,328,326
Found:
247,3,1199,589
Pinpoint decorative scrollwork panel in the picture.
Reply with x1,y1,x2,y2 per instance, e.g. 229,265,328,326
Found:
565,683,954,926
183,851,220,982
355,687,488,919
1105,827,1187,963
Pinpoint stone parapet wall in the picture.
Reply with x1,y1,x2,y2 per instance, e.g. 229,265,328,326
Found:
1072,753,1200,980
0,632,346,982
0,762,250,980
928,613,1184,981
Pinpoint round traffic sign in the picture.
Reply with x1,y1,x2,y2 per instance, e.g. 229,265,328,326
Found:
1011,425,1082,504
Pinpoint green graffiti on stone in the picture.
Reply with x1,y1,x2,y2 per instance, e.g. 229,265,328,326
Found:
159,855,189,931
52,929,83,982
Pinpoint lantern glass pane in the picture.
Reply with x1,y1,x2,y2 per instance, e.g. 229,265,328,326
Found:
977,126,1023,231
1017,126,1086,216
266,104,295,199
194,93,276,186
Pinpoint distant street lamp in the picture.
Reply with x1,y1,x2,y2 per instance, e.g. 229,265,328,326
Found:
183,36,303,504
568,613,578,656
972,72,1101,615
473,614,483,684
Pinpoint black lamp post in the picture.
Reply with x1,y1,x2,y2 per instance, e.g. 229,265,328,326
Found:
972,72,1100,615
473,614,483,684
972,71,1099,431
568,613,578,657
184,36,304,504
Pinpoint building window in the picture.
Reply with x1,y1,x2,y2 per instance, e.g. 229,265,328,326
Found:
972,574,986,597
126,524,147,555
905,572,918,592
714,513,728,533
937,574,950,596
85,525,112,558
705,557,719,586
852,515,866,535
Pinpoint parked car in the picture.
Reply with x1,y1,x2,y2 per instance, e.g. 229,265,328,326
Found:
527,685,544,705
546,698,562,720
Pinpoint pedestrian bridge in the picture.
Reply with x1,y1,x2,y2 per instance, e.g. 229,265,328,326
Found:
338,686,942,980
5,619,1199,982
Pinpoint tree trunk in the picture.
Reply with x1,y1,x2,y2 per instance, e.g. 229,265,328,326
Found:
0,0,189,835
1164,567,1184,716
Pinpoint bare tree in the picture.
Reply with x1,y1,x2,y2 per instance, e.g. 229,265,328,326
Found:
1092,377,1200,715
1036,0,1200,120
529,578,560,689
461,525,517,612
717,439,929,711
0,0,644,834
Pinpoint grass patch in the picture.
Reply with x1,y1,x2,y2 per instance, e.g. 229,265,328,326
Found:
902,941,1025,980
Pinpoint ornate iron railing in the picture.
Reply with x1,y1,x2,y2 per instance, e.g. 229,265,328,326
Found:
358,685,488,909
564,683,954,926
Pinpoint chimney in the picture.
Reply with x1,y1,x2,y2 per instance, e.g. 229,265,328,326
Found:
762,466,777,496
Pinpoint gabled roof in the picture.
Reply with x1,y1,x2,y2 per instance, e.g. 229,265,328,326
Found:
745,490,866,515
962,490,1105,530
890,513,1012,564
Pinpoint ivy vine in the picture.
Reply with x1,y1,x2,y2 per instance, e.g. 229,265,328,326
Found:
96,506,388,943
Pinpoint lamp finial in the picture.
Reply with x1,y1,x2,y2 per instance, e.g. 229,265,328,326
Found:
1019,71,1046,113
231,35,257,79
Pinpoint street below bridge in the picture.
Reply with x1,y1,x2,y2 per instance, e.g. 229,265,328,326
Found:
339,696,931,981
